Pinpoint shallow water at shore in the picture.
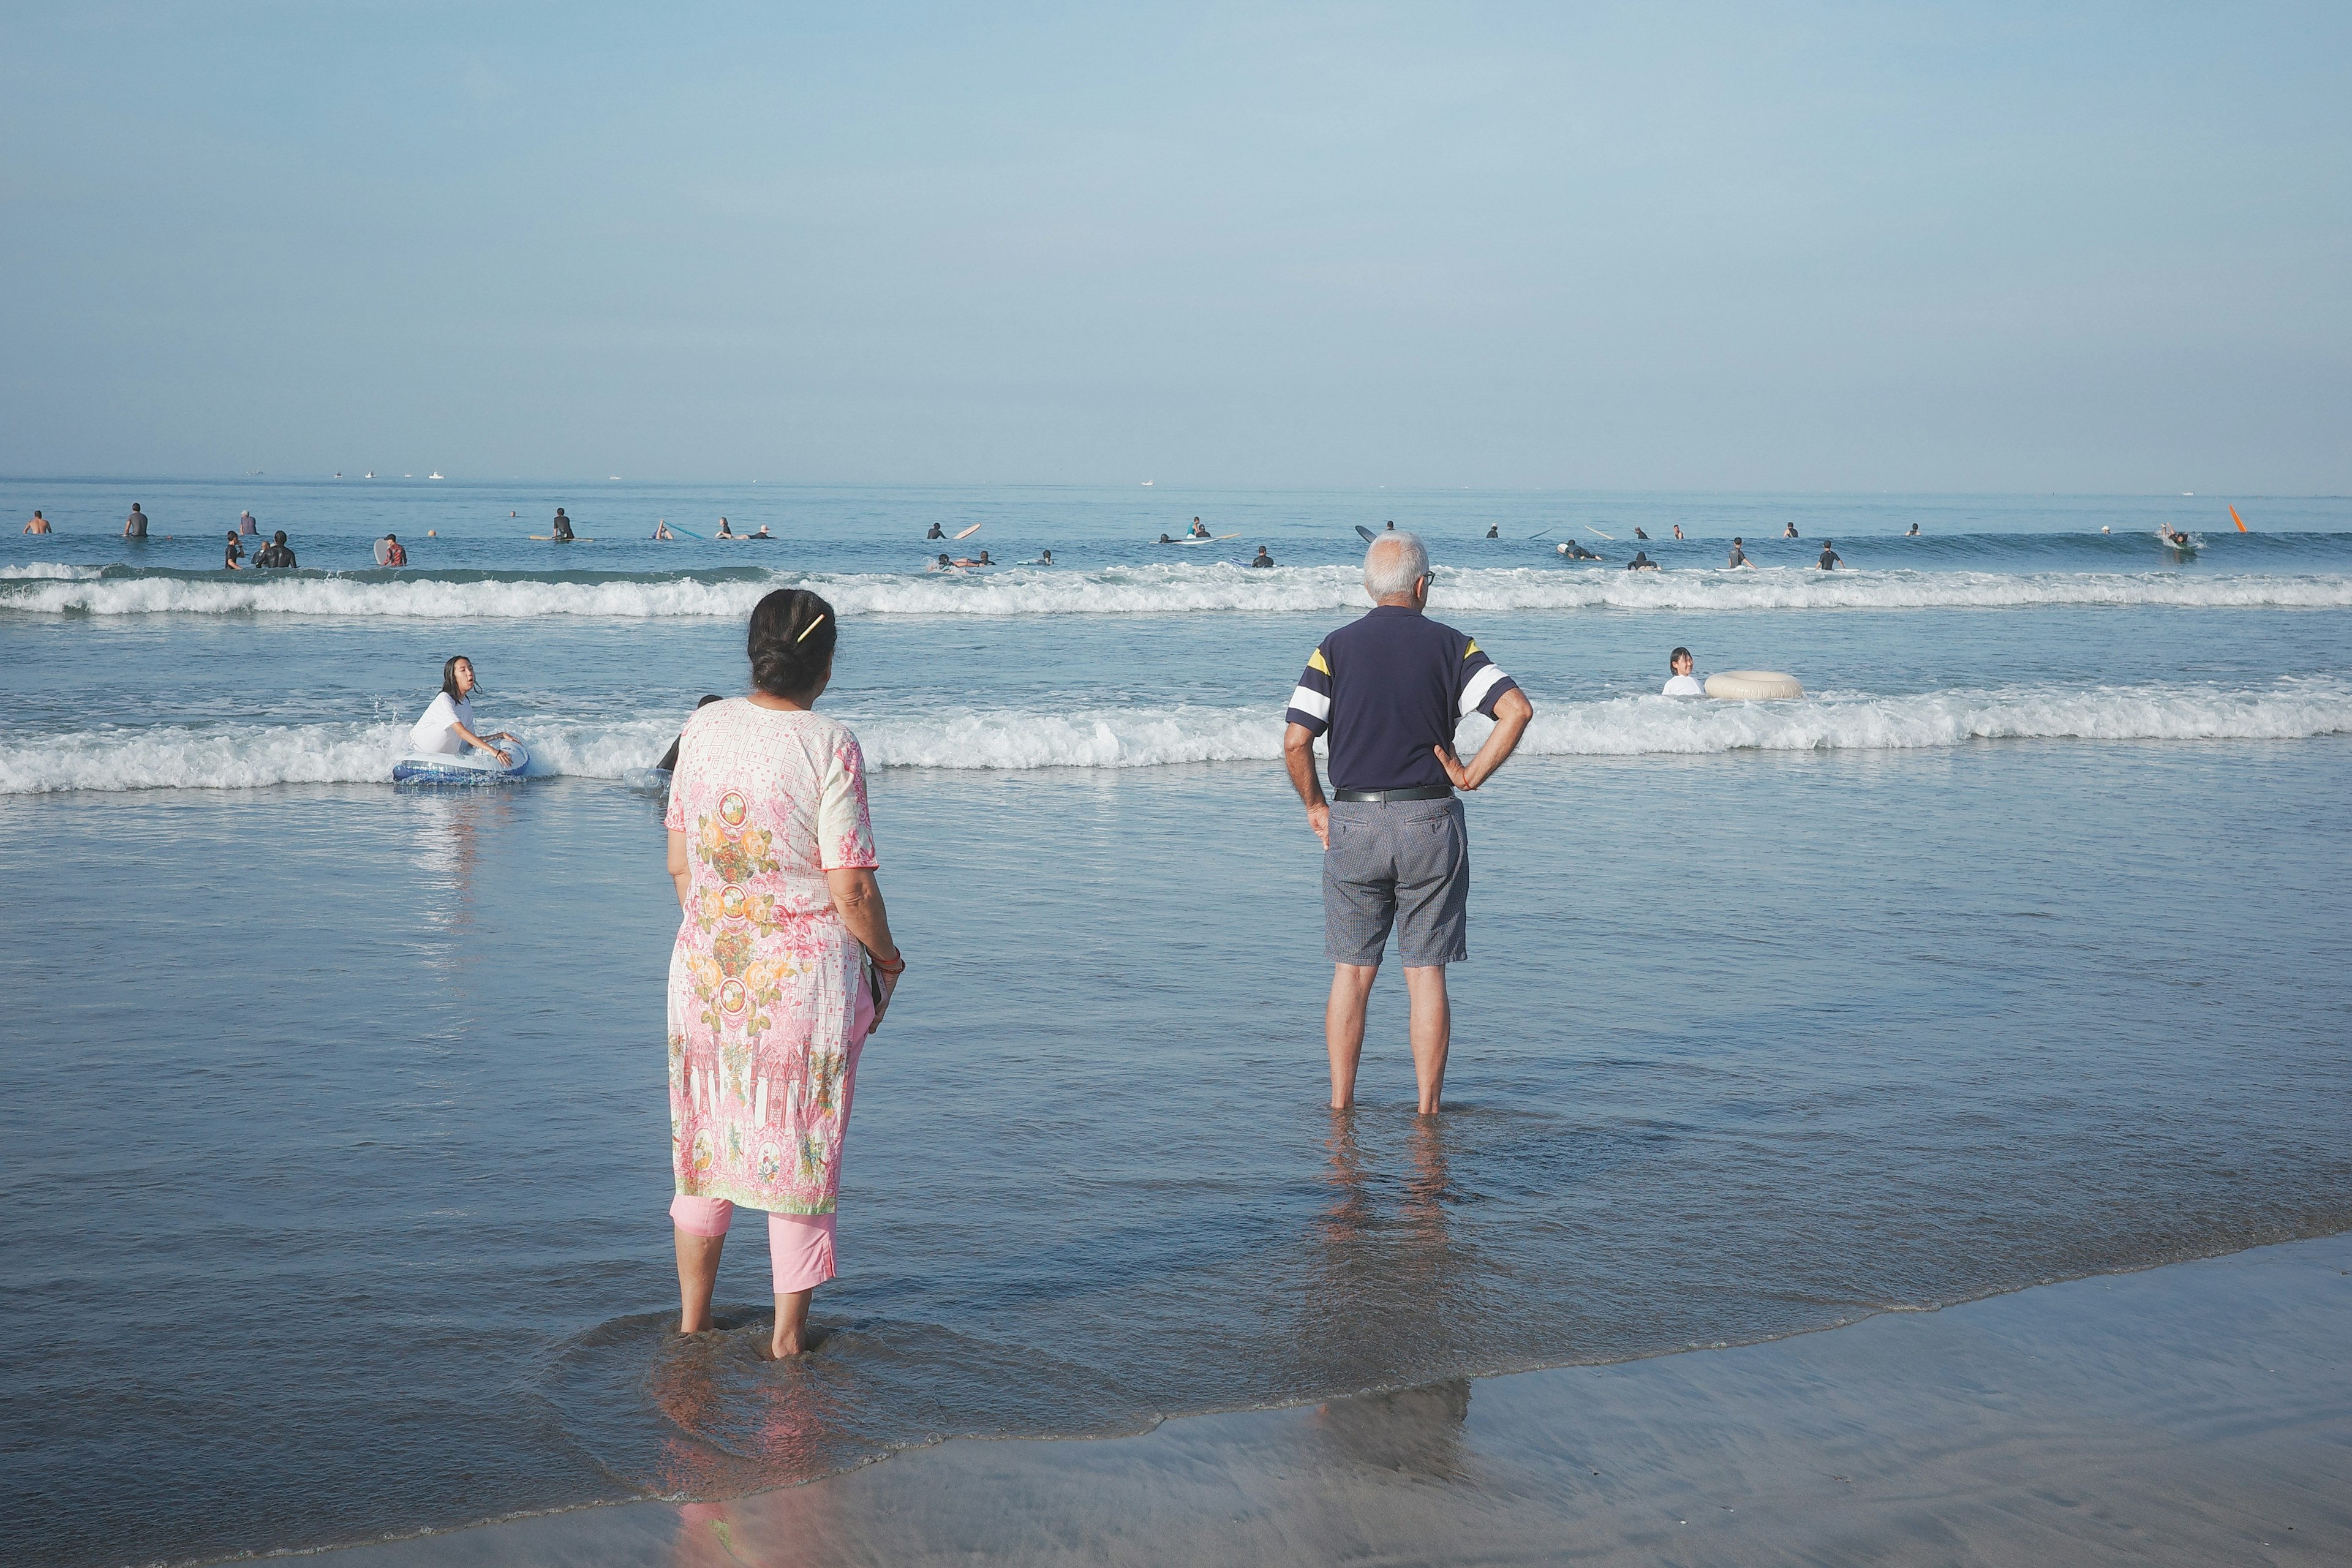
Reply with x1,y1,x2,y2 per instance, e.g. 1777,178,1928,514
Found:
4,741,2348,1566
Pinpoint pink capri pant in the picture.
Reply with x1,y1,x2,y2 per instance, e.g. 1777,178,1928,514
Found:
669,978,873,1297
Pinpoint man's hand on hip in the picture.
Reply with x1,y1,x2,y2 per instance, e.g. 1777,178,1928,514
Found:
1433,745,1476,790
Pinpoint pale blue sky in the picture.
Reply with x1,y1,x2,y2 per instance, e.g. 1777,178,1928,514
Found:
2,2,2345,489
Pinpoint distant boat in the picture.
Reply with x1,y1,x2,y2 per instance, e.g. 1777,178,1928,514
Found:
428,472,443,480
249,469,264,475
1140,480,1153,486
609,475,622,480
364,471,374,478
334,471,342,478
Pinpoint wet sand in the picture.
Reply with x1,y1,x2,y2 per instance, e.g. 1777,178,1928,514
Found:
334,1232,2350,1566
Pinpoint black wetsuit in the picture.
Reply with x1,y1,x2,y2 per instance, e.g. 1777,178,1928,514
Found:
1251,551,1273,568
926,524,944,540
1634,528,1648,540
1485,526,1498,538
1818,548,1840,570
257,542,296,567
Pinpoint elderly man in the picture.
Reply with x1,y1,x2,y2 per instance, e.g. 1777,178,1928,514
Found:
1283,532,1536,1113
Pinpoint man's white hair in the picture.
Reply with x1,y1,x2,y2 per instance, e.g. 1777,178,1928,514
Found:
1363,530,1430,599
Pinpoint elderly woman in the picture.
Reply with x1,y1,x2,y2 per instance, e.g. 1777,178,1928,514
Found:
663,588,904,1357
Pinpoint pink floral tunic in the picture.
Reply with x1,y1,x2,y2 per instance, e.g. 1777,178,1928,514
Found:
664,699,880,1215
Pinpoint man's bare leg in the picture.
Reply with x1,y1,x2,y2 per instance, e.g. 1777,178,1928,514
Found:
1326,962,1379,1107
1403,963,1451,1114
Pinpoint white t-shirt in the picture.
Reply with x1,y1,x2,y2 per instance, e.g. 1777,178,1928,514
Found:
1662,673,1706,696
410,692,474,754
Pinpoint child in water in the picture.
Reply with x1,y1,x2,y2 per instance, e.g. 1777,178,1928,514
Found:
1662,647,1705,696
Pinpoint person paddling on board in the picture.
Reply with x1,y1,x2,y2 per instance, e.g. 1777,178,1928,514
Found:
551,508,575,541
412,656,513,767
1727,537,1755,570
931,552,956,570
1662,647,1705,696
1626,551,1659,570
1816,541,1842,571
2160,523,2192,548
749,525,774,539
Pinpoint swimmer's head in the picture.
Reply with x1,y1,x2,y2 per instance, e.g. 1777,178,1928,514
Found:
1670,647,1693,675
442,655,477,699
273,530,287,544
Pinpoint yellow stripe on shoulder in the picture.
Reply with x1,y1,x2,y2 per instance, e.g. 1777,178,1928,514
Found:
1307,647,1332,676
1464,638,1480,658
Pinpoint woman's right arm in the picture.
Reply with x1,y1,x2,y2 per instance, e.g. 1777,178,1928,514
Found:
668,829,692,910
826,869,901,1027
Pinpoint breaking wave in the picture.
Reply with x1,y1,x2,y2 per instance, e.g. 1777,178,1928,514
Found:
4,562,2351,619
6,680,2344,793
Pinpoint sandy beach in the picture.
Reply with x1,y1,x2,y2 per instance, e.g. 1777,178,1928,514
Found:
321,1233,2350,1566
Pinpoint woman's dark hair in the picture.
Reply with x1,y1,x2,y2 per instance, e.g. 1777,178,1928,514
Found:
441,655,476,701
748,589,837,699
1670,646,1691,668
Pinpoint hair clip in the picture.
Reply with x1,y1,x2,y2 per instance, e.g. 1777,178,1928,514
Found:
795,612,829,643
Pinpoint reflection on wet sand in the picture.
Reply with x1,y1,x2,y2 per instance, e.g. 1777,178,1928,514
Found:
1303,1110,1480,1479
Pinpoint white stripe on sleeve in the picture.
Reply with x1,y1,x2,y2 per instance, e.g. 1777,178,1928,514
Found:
1288,685,1332,722
1458,664,1509,716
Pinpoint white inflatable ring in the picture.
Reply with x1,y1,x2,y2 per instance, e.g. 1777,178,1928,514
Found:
1705,669,1804,700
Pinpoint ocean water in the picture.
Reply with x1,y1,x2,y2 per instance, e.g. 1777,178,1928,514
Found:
3,478,2349,1566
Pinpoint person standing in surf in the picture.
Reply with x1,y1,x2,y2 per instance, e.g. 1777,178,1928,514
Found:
1283,532,1534,1115
123,503,149,539
664,588,905,1358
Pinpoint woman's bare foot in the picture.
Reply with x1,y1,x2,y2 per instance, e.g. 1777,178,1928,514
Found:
769,1288,815,1357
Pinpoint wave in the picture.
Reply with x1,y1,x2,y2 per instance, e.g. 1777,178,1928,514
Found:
6,680,2344,793
4,562,2352,620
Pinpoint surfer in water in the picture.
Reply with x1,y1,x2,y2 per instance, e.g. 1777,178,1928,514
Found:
926,522,945,540
1783,521,1800,539
1817,541,1842,570
222,531,244,570
1559,541,1600,560
654,520,676,540
1189,518,1212,539
1634,527,1649,540
255,530,297,567
1156,533,1174,545
24,510,51,533
1038,548,1054,565
551,508,575,541
2160,523,2193,548
1626,551,1659,570
124,503,149,539
239,510,258,536
1672,523,1684,539
1662,647,1705,696
1485,525,1499,538
1906,522,1920,537
1251,545,1275,568
657,695,726,773
1727,537,1755,570
716,518,735,538
412,657,514,767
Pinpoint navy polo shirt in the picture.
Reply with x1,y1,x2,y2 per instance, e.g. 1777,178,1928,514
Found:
1285,605,1520,791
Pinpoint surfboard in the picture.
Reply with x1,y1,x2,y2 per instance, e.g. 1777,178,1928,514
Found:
955,523,984,540
2230,505,2248,532
372,539,394,566
527,535,594,541
1587,527,1615,540
392,739,532,785
1355,525,1378,542
1171,533,1241,545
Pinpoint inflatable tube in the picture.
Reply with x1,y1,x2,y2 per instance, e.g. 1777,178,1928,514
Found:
391,739,531,785
1704,670,1804,700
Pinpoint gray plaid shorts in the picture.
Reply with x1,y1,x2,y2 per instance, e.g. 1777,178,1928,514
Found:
1322,796,1469,967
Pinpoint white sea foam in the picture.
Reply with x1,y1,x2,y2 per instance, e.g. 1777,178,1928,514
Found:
4,564,2350,619
6,682,2344,793
0,562,102,581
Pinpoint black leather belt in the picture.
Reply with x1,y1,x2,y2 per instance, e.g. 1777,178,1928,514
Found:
1332,785,1454,803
